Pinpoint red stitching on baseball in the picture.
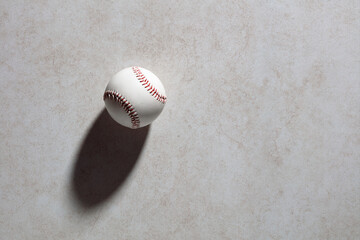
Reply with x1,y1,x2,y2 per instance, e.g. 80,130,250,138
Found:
103,90,140,128
132,66,167,104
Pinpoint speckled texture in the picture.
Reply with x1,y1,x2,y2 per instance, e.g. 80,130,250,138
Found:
1,1,359,239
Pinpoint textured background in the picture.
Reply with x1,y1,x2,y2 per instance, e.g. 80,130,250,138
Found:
1,0,359,239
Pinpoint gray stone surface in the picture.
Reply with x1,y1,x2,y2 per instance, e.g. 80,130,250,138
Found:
1,1,359,239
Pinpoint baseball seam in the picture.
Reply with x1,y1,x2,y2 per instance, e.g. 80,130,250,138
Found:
103,90,140,128
132,66,167,104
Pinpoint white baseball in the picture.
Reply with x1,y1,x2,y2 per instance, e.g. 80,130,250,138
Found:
103,66,167,129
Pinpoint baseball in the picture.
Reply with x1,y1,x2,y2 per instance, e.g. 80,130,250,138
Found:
103,66,167,129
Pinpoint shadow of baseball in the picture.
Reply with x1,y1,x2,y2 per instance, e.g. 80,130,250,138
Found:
71,108,149,209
